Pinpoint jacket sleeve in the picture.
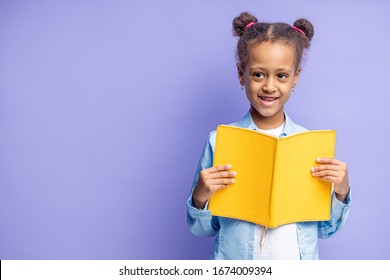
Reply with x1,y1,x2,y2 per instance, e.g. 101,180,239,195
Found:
187,132,220,237
317,188,352,238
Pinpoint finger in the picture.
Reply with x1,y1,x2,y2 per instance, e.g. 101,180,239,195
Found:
211,178,236,186
316,158,343,165
315,175,339,184
311,165,340,172
208,170,237,179
311,170,339,178
207,164,232,174
212,184,232,191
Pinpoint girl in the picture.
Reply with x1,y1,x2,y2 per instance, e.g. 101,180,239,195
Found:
187,12,351,260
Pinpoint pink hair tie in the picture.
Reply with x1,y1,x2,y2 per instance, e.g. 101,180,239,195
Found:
292,26,305,36
245,22,255,29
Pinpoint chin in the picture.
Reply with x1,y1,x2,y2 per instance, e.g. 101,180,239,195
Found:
253,107,280,118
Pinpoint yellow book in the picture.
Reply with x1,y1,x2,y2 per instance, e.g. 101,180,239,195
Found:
208,125,336,228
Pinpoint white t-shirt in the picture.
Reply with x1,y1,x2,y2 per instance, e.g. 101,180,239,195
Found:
253,122,300,260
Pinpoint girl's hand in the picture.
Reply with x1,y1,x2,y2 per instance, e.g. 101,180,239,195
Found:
311,158,350,202
192,164,236,209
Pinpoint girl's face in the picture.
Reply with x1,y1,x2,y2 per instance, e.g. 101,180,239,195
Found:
238,41,300,130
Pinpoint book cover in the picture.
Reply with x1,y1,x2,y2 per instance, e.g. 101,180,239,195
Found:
208,125,336,228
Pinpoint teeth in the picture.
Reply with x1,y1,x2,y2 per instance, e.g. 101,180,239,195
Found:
260,97,277,101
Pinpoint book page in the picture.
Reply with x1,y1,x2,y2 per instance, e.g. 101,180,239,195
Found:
270,130,335,227
209,125,277,225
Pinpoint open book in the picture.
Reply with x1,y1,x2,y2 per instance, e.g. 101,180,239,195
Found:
208,125,336,228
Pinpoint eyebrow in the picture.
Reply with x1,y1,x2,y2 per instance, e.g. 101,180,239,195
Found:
249,67,293,72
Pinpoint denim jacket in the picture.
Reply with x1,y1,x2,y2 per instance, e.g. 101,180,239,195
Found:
187,111,351,260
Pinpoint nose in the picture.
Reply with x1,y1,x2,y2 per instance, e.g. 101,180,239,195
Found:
263,77,277,93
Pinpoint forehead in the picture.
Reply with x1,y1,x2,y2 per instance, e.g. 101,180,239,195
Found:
247,41,296,69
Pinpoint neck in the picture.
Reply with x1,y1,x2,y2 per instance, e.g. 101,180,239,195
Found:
250,107,285,130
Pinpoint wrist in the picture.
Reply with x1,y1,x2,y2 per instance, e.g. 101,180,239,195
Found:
335,185,350,203
192,197,207,210
335,193,347,203
192,185,209,209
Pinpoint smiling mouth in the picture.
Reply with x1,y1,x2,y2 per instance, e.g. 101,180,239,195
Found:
258,96,279,107
259,96,278,101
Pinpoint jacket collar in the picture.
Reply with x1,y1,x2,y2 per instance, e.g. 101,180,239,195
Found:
236,110,300,137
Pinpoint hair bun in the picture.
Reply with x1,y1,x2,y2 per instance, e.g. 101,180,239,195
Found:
232,12,258,37
293,18,314,42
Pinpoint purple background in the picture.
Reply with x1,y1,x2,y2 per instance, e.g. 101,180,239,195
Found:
0,0,389,260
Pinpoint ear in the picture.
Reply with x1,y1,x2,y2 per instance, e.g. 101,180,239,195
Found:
293,67,302,88
237,63,245,86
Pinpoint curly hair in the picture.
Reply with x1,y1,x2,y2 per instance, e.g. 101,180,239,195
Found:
233,12,314,70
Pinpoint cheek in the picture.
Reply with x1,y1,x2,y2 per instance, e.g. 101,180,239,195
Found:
244,78,262,90
245,88,257,102
245,84,261,97
282,90,292,102
242,73,251,84
282,83,294,93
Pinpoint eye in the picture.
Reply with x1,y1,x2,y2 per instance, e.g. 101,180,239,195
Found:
253,72,265,79
277,73,288,79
